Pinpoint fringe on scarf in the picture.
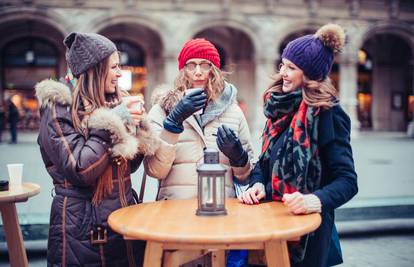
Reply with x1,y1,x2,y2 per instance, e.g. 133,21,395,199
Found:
92,157,127,205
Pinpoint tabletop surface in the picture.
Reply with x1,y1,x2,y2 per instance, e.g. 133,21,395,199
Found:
0,183,41,203
108,198,321,244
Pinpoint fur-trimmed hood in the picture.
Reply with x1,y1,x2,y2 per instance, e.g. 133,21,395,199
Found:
35,79,159,158
35,79,72,107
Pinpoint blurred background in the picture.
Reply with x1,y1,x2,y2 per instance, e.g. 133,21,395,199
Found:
0,0,413,266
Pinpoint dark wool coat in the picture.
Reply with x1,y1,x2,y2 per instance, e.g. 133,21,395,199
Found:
35,80,159,267
249,105,358,267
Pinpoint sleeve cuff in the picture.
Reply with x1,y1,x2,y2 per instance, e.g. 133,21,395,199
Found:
304,194,322,213
160,128,180,145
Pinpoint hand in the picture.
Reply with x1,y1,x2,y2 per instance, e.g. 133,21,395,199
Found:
216,125,248,167
282,192,322,214
239,182,266,205
125,97,146,125
163,88,207,133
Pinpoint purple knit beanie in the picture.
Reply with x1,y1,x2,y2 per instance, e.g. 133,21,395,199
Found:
281,24,346,81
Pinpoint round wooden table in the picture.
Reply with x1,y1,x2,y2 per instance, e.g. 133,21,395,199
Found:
109,198,321,267
0,183,40,267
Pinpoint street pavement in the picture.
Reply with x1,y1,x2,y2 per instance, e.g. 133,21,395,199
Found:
0,130,413,266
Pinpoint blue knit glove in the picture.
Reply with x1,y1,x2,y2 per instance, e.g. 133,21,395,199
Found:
163,88,207,133
216,125,248,167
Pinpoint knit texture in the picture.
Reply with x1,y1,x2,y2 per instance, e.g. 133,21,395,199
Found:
64,32,117,77
303,194,322,213
281,24,345,81
178,38,220,70
282,35,333,81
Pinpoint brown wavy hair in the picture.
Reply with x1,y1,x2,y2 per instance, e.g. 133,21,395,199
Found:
70,53,124,205
174,64,226,101
263,72,338,109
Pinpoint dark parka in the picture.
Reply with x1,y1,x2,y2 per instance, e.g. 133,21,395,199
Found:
249,105,358,267
35,79,159,267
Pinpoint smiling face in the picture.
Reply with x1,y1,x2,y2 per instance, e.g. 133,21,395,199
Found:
279,58,304,93
104,52,122,94
185,58,212,88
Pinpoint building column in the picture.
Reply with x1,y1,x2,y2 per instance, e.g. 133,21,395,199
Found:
252,56,275,154
339,55,360,137
407,63,414,138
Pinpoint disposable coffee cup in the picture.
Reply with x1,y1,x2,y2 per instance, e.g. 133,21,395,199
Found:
122,96,143,112
185,88,204,115
7,163,23,185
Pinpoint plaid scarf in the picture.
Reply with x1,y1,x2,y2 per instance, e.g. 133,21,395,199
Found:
262,89,321,263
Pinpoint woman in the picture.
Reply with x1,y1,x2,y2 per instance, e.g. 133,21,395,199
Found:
36,32,159,266
145,38,254,265
239,24,358,267
145,38,254,200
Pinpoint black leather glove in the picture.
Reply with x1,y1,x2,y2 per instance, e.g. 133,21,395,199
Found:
216,125,248,167
163,88,207,133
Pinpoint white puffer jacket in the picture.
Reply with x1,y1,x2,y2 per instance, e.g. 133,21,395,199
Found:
144,82,254,200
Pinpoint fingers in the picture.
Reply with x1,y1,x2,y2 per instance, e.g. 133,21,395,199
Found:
217,126,226,140
130,114,144,125
283,192,306,214
218,125,233,144
216,130,225,147
239,184,265,205
128,106,145,115
190,93,208,102
193,99,207,110
222,125,237,139
186,88,205,97
125,97,144,109
240,190,255,205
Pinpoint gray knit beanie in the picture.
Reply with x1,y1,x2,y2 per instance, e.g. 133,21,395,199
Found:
63,32,117,77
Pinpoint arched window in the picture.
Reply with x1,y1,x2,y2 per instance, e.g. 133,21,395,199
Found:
2,37,59,130
114,40,146,96
3,37,58,67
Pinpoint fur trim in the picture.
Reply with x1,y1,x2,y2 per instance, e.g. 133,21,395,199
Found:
136,118,160,156
159,88,183,114
88,108,139,159
151,84,170,106
35,79,72,107
315,24,345,52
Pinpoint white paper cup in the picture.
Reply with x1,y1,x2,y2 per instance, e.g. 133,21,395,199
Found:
185,88,204,115
7,163,23,185
122,96,143,112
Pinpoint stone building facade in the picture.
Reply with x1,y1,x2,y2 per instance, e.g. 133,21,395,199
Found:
0,0,413,137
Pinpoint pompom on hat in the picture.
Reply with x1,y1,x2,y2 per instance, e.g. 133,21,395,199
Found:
63,32,117,77
177,38,220,70
281,23,346,81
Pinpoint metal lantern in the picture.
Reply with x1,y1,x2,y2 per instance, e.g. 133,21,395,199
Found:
196,148,227,216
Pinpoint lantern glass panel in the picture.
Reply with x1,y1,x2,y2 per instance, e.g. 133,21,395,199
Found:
215,175,224,207
202,176,215,207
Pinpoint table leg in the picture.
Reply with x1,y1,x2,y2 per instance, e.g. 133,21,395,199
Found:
144,241,163,267
0,203,29,267
265,240,290,267
164,249,205,267
211,250,225,267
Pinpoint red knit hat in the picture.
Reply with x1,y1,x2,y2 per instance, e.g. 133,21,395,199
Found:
178,38,220,70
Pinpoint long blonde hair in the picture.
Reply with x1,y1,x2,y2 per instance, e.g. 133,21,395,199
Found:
263,73,338,109
69,54,124,205
71,55,122,134
174,64,226,101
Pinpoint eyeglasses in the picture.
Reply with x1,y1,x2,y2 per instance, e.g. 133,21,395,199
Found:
185,62,212,72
